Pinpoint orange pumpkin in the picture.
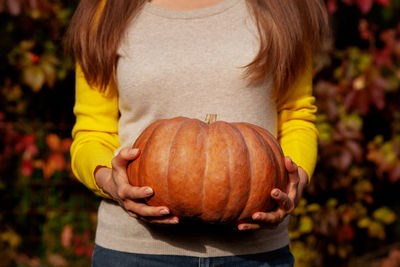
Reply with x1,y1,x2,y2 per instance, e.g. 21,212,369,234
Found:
127,115,288,223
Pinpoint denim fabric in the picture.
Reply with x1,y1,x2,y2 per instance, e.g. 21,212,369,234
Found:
92,244,294,267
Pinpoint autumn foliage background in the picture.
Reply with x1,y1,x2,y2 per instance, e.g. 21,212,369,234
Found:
0,0,400,266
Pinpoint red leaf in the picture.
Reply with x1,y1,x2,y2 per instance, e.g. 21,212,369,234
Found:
389,164,400,182
373,47,394,67
344,89,370,115
60,225,73,248
6,0,21,15
380,29,396,47
46,133,61,151
74,245,86,257
21,160,34,177
343,89,358,112
42,152,66,179
28,52,40,64
375,0,391,6
61,138,72,152
355,90,371,115
332,149,353,170
15,134,35,153
356,0,374,14
369,79,387,110
327,0,338,13
346,140,364,163
29,0,38,9
24,143,39,158
359,19,372,40
342,0,354,5
85,246,94,258
338,224,355,241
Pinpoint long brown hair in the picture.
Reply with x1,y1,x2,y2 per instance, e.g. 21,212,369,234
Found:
65,0,329,98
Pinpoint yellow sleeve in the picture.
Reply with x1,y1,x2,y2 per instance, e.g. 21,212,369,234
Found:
70,65,120,198
277,64,319,181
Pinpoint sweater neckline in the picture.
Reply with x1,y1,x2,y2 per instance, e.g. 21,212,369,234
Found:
143,0,241,19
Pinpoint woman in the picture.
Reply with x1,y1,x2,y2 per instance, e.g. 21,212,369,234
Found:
66,0,329,266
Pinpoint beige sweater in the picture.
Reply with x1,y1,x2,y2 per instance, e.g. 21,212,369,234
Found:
93,0,292,256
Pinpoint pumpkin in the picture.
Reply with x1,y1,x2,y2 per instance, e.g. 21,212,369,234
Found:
127,115,288,223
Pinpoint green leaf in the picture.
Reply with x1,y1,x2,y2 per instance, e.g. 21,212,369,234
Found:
41,62,57,88
1,229,22,249
23,65,45,92
368,221,386,240
354,180,373,195
373,206,397,225
327,198,338,209
299,215,313,233
306,203,320,212
357,217,372,228
20,40,35,51
353,202,368,217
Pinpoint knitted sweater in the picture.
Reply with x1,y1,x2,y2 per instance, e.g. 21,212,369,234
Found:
70,0,318,257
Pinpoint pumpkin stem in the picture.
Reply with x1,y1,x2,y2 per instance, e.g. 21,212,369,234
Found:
205,114,217,124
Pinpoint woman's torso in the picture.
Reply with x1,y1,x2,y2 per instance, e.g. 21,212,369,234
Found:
95,0,289,256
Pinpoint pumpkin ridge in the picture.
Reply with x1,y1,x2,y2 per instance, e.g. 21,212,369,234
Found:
200,122,209,220
234,123,276,219
166,118,190,216
137,120,167,189
222,123,232,222
195,120,208,218
247,124,287,192
252,126,280,211
234,123,262,220
223,123,251,221
203,122,231,221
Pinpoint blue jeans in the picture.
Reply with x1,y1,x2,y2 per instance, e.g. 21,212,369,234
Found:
92,244,294,267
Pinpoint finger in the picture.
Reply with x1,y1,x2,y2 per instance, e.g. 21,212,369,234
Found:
237,222,279,231
126,211,138,218
127,210,179,224
285,157,299,191
237,223,261,231
124,200,171,217
285,156,299,174
284,156,300,201
112,148,140,169
252,208,287,225
146,216,179,225
111,149,141,194
117,184,154,201
270,189,294,213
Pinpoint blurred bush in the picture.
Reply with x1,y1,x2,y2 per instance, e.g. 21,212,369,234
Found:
0,1,95,266
289,1,400,266
0,0,399,266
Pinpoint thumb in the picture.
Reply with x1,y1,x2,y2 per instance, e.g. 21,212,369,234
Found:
112,148,140,169
285,156,298,175
284,156,300,199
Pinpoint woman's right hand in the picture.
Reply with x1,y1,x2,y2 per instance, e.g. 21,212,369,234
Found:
95,147,179,225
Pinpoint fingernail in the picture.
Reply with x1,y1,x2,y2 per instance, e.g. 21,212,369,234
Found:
169,218,178,224
239,225,248,230
272,189,280,197
160,209,169,215
288,157,297,167
253,214,261,220
129,148,139,155
144,187,153,195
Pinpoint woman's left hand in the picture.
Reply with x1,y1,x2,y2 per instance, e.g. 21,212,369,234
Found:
237,156,308,231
